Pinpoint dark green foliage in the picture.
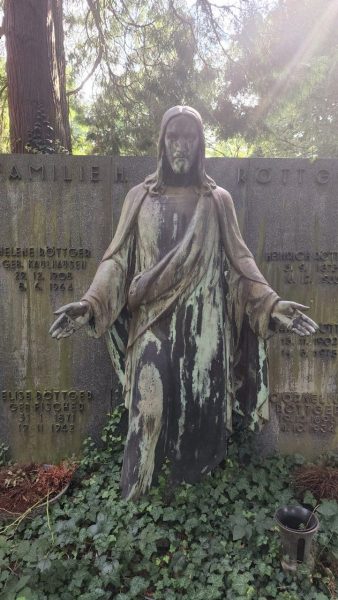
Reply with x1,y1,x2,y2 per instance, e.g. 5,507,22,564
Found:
72,2,220,156
25,105,69,155
0,408,336,599
215,0,338,158
70,0,338,158
3,0,337,158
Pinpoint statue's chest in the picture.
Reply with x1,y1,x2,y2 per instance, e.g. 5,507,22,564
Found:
137,191,198,260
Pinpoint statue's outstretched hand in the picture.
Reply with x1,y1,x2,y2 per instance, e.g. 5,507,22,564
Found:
271,301,319,336
49,301,92,339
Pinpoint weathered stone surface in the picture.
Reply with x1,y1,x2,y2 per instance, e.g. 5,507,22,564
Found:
1,154,337,462
114,156,338,458
0,156,114,462
238,158,338,456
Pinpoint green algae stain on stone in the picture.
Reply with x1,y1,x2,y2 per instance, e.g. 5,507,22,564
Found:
245,158,338,458
0,156,114,463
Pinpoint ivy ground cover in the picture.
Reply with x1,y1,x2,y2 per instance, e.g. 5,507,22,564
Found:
0,407,337,600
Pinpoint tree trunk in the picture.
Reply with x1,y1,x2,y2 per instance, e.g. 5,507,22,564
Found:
4,0,71,153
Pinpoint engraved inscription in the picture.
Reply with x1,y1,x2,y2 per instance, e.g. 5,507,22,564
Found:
9,165,22,180
0,246,92,292
29,165,46,181
91,166,100,182
270,392,337,436
2,389,93,435
276,324,338,360
3,163,102,183
256,168,272,184
265,250,338,285
316,169,330,184
236,167,334,187
237,168,246,184
114,165,127,184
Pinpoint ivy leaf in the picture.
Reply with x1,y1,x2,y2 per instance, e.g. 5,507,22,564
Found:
0,535,9,549
330,548,338,560
37,558,52,572
231,572,254,595
207,573,223,587
150,505,163,521
227,487,239,501
330,517,338,534
303,490,316,507
184,516,199,531
13,574,31,592
232,524,246,541
162,507,178,522
129,576,147,594
87,523,99,537
317,500,338,518
245,524,253,539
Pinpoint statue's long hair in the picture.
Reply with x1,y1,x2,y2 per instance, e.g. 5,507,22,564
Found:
144,105,216,196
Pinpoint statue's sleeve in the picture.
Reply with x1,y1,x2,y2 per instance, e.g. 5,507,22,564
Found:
80,188,140,338
217,187,279,339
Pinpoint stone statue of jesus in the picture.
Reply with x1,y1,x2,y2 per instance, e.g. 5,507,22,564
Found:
50,106,318,500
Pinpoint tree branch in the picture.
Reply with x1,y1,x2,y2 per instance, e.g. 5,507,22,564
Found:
67,47,103,96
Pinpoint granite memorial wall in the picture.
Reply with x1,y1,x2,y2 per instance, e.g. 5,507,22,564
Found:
1,155,337,462
0,156,114,462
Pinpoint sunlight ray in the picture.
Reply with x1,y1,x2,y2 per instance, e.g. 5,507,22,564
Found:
253,1,338,123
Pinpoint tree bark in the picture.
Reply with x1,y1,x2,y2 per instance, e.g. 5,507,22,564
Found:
4,0,71,153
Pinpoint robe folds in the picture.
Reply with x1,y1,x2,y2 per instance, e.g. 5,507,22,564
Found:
82,182,279,500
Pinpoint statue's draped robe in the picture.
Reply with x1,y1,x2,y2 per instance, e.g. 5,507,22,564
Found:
82,183,279,500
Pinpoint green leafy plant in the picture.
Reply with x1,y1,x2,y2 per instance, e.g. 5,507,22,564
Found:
0,406,336,600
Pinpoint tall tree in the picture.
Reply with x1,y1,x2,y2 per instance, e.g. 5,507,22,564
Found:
0,0,248,155
4,0,71,153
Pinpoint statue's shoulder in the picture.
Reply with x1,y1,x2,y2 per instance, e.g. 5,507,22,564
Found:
120,183,148,215
124,182,146,202
213,185,234,208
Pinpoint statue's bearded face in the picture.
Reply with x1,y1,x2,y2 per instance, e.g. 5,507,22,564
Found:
164,115,200,175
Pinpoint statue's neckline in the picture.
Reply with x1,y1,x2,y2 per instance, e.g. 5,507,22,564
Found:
162,185,199,195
